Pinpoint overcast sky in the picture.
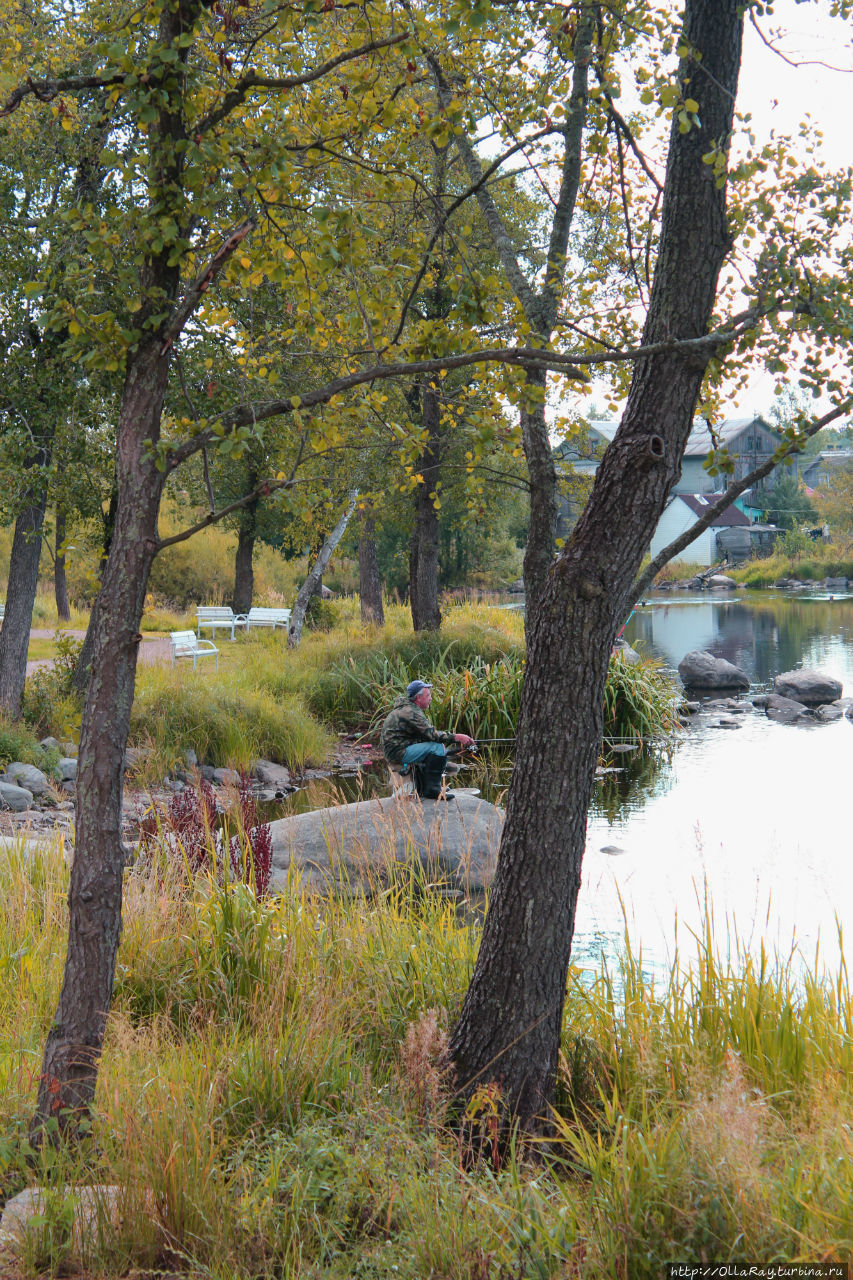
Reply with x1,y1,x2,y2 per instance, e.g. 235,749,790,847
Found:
579,0,852,423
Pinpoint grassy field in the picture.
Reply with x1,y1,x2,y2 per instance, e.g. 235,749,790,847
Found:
1,839,851,1277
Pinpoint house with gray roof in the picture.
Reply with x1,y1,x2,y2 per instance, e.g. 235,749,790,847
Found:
555,414,785,547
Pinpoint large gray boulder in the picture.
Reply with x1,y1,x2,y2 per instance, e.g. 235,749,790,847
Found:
54,757,77,782
0,1185,128,1259
4,762,50,795
773,669,843,706
678,650,749,690
0,781,34,811
267,791,502,894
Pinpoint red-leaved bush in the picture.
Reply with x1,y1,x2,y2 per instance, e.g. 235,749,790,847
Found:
139,772,273,898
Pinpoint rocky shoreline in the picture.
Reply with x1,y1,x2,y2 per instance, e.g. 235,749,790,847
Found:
0,735,379,845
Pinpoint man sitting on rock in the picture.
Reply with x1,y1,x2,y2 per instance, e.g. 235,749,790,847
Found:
380,679,475,799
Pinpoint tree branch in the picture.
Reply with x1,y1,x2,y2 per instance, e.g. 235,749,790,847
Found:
195,32,408,134
165,318,796,472
630,399,853,601
155,473,299,551
539,5,595,329
0,74,123,118
160,219,255,355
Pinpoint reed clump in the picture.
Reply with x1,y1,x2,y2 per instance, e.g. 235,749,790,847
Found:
2,834,852,1277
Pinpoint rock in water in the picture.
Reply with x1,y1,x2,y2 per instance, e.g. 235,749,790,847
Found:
677,650,749,690
764,693,811,724
773,669,843,706
611,637,641,664
253,759,292,788
267,792,502,894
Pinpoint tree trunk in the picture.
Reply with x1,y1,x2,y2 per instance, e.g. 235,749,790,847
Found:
231,493,258,614
72,480,118,695
408,381,442,632
0,439,52,719
55,506,71,623
288,490,358,648
448,0,744,1135
358,513,384,626
518,369,558,622
32,349,170,1139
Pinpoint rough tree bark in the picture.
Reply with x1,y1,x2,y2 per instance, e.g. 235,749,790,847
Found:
34,345,170,1134
288,490,359,649
54,506,71,623
31,0,220,1139
72,480,117,696
448,0,744,1133
231,486,259,615
0,432,52,718
408,380,442,632
358,511,384,626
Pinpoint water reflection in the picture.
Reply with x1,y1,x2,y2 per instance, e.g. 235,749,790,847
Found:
580,589,853,981
629,590,853,686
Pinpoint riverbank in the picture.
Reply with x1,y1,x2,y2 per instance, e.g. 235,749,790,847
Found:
2,841,851,1277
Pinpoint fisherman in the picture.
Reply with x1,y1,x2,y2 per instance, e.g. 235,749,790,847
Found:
380,679,475,799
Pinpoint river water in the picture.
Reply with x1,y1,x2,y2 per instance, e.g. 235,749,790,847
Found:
575,589,853,979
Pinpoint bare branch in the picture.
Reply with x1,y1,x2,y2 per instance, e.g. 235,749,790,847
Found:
156,473,298,551
749,11,852,73
630,398,853,601
0,74,122,118
160,219,255,355
195,32,408,134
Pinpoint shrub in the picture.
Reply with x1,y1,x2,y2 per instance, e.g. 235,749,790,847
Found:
139,774,273,898
0,717,57,768
21,633,84,741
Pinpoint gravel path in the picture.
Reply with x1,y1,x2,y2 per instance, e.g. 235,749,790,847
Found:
26,629,171,676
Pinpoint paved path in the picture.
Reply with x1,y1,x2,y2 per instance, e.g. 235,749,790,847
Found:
26,629,171,676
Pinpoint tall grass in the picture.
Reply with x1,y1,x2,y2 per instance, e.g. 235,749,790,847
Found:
129,664,332,771
309,625,678,748
732,547,853,587
4,836,852,1276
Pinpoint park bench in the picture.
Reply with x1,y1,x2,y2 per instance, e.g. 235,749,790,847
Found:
0,603,4,628
196,605,247,640
170,630,219,671
246,606,291,631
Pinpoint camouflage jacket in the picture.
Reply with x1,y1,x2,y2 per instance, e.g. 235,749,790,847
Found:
380,696,456,765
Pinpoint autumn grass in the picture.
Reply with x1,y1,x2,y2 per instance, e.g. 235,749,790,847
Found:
3,837,853,1276
19,601,676,773
730,546,853,588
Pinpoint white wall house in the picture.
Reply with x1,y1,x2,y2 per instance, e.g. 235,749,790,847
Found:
648,494,752,566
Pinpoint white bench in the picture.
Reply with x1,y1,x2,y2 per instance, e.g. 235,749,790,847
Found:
246,606,291,631
0,603,4,627
196,606,247,640
170,630,219,671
